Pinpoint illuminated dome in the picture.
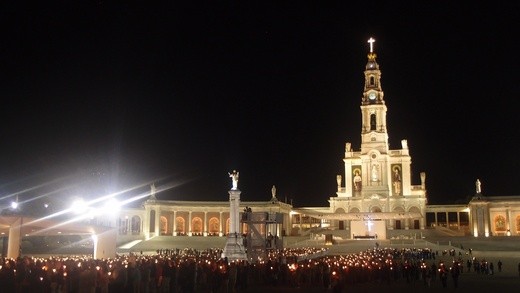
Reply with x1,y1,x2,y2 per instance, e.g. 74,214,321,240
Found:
366,52,379,70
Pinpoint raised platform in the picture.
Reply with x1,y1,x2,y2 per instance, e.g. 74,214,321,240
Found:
353,235,377,239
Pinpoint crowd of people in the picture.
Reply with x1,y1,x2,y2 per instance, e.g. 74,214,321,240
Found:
0,246,511,292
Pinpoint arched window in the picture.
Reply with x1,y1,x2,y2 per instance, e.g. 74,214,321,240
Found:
131,216,141,234
495,215,506,231
160,216,168,235
370,76,375,86
371,206,382,213
370,114,376,131
393,206,405,213
408,206,420,213
192,217,203,236
209,217,220,236
176,217,185,235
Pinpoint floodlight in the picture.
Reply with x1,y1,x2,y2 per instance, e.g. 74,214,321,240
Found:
71,199,88,214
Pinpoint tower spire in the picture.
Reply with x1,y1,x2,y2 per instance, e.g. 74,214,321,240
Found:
360,37,388,154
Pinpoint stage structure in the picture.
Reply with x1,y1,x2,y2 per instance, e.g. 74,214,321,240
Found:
241,209,284,261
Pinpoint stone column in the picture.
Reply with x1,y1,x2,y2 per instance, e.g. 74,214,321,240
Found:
173,211,177,236
484,207,490,237
457,212,460,230
219,212,223,236
284,213,289,236
204,212,208,236
472,206,479,236
188,211,192,236
154,209,160,237
143,207,150,239
507,209,512,235
168,214,173,235
221,189,247,261
468,208,473,235
420,207,426,229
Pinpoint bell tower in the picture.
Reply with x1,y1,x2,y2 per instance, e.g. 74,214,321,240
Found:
331,37,427,233
360,38,389,155
340,37,395,198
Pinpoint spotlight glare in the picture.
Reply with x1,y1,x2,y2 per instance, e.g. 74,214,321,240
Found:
103,198,120,214
71,199,88,214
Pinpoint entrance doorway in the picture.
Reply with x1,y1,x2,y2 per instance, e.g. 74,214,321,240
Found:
395,220,402,230
414,220,420,229
339,221,344,230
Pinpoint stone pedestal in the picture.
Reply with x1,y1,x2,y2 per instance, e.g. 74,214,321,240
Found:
7,217,22,259
93,228,118,259
222,233,247,261
221,189,247,261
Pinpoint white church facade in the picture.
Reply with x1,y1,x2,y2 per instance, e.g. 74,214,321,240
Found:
115,39,520,244
302,38,427,240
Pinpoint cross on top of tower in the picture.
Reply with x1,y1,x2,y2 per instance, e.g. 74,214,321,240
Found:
368,37,375,53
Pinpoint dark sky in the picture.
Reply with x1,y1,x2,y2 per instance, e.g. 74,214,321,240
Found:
1,2,519,210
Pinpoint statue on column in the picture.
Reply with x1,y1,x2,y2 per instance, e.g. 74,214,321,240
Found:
475,179,481,194
229,170,239,190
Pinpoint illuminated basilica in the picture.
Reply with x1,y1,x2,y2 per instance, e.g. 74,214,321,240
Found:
116,39,520,246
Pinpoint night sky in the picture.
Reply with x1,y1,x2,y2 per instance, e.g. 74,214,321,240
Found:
1,2,519,211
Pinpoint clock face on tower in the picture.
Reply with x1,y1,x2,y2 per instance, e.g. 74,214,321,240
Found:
369,92,376,100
